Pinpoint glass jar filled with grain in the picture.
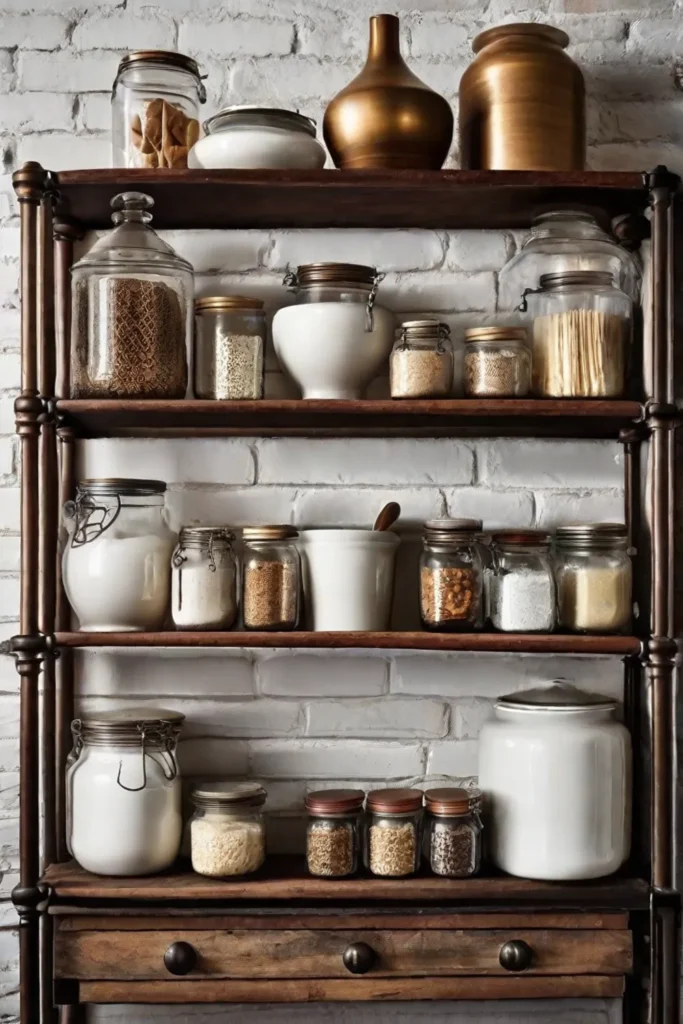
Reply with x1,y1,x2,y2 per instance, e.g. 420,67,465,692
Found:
365,788,423,877
390,320,454,398
424,787,482,878
420,518,485,632
305,788,364,878
528,271,631,397
554,524,632,633
190,781,266,877
194,296,266,400
242,526,300,630
463,326,531,397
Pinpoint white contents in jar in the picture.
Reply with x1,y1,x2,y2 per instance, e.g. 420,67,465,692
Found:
489,568,555,632
391,349,452,398
191,816,265,877
558,563,631,632
213,332,264,399
172,559,237,629
64,534,174,631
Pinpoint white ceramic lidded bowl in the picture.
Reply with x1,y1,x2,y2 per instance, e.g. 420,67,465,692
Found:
478,682,631,881
299,529,400,630
188,106,326,170
272,263,395,399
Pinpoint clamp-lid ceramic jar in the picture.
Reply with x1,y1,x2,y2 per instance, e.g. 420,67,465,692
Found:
189,106,326,169
478,682,631,880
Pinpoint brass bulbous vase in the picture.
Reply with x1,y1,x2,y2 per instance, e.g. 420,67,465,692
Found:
323,14,454,170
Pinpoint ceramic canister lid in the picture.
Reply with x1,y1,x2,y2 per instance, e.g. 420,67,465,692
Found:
497,681,618,712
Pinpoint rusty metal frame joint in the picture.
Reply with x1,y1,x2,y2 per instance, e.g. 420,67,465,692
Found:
644,165,680,200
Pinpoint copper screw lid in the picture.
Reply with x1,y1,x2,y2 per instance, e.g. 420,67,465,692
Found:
464,326,528,343
242,525,298,541
424,787,473,816
366,787,423,814
195,295,264,313
305,788,365,815
491,529,550,546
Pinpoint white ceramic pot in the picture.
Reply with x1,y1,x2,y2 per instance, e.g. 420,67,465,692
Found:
298,529,400,630
478,682,631,881
188,106,326,170
272,302,395,399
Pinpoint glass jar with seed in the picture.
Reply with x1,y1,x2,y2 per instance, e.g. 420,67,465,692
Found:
390,319,454,398
364,788,423,877
424,787,482,878
194,296,266,400
242,525,300,630
420,518,485,632
305,788,364,878
463,326,531,397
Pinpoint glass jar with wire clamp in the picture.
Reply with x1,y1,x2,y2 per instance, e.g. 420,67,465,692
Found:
171,526,238,630
390,319,454,398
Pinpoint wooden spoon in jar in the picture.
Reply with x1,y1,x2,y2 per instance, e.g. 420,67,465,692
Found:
373,502,401,532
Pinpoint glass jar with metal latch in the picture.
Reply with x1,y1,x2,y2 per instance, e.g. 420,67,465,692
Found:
271,263,395,399
66,708,184,876
488,530,556,632
242,526,301,630
112,50,205,168
390,319,454,398
172,526,238,630
420,518,485,632
190,781,267,877
62,478,176,632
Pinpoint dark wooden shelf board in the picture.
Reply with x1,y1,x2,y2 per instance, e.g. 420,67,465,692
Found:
55,630,641,655
50,169,648,231
43,858,649,910
55,398,643,440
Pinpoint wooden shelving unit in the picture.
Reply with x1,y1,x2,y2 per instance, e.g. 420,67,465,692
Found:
9,164,681,1023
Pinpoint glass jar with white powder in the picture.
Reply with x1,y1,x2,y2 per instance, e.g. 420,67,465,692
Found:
488,530,556,632
67,708,184,876
62,479,176,631
190,781,267,877
172,527,237,630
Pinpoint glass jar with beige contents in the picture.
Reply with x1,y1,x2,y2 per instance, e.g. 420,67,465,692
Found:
242,526,301,630
420,518,484,631
365,788,423,877
190,781,266,877
554,524,632,633
390,320,454,398
424,787,483,878
194,296,266,400
528,271,631,397
305,789,365,878
463,326,531,397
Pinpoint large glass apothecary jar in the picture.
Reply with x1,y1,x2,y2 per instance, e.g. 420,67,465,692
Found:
554,523,632,633
171,526,237,630
527,271,631,398
365,788,423,877
63,478,176,631
242,526,301,630
112,50,205,168
463,326,531,397
499,209,640,310
71,192,192,399
67,708,184,876
488,529,556,632
194,296,266,400
479,682,631,880
190,781,267,878
390,319,454,398
305,788,365,878
420,518,484,632
424,787,482,878
272,263,395,399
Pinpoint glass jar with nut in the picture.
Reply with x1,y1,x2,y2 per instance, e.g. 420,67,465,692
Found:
242,526,301,631
365,788,423,877
305,788,364,878
420,518,485,631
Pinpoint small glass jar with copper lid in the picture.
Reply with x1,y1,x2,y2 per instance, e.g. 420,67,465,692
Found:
365,788,423,877
112,50,205,168
424,787,483,878
242,526,301,630
420,518,485,632
463,326,531,397
390,319,454,398
194,296,266,400
305,788,365,878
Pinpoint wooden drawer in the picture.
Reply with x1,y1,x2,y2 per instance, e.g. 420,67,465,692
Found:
56,925,632,981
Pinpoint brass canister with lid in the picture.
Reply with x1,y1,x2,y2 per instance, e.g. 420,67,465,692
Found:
194,295,266,400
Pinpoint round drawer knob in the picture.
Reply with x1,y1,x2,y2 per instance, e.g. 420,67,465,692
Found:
342,941,377,974
164,941,197,976
499,939,533,973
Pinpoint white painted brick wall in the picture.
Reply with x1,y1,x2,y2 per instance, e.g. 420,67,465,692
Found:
1,0,677,1019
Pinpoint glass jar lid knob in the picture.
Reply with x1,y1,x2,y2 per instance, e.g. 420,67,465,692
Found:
111,191,154,226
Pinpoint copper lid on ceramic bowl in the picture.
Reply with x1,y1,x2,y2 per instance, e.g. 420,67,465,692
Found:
305,789,365,815
366,787,423,814
424,787,475,816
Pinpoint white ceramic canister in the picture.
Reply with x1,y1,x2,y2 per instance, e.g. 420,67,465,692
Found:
298,529,400,630
62,478,176,632
189,106,326,170
478,682,631,881
67,708,184,876
272,263,395,400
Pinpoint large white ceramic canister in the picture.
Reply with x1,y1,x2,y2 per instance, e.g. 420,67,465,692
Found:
478,682,631,881
67,708,184,876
